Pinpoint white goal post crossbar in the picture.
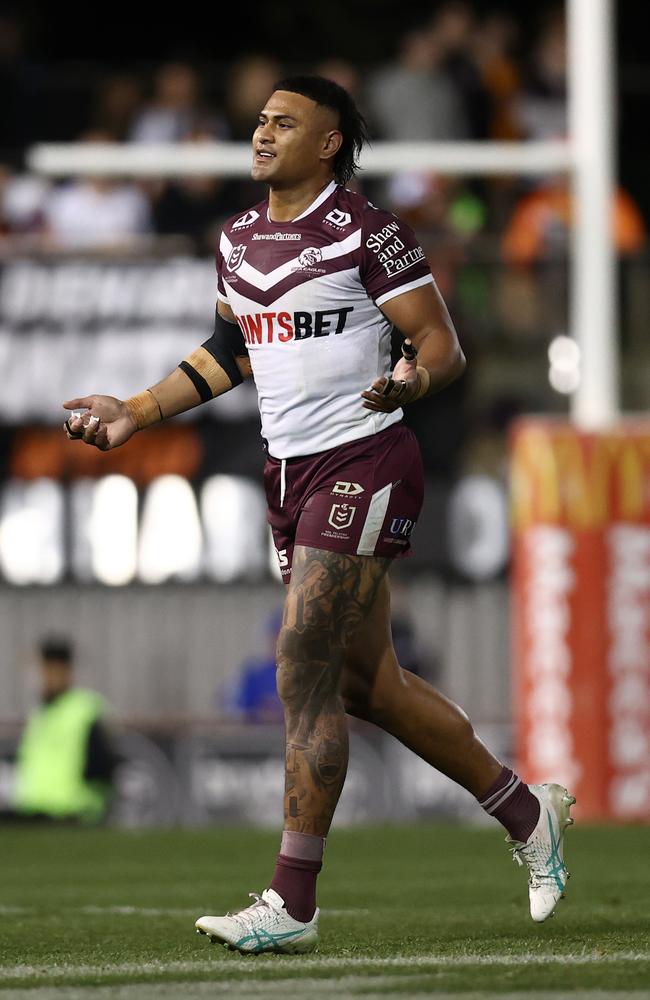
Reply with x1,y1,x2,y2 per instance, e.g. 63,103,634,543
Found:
25,0,615,430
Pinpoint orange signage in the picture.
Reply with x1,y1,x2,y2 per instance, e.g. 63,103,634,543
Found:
511,418,650,821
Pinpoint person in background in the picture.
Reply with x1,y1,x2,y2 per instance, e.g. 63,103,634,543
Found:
129,62,222,143
13,635,119,824
221,610,284,723
91,72,144,141
43,130,152,251
366,23,468,142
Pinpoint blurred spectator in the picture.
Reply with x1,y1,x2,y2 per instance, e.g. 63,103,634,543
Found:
429,1,490,139
150,129,238,250
0,163,49,236
225,55,283,140
315,59,362,102
91,72,143,141
0,13,44,160
472,12,522,140
129,62,223,143
13,635,119,824
222,55,284,212
221,609,283,723
366,25,468,141
515,9,567,140
503,176,647,267
43,130,152,250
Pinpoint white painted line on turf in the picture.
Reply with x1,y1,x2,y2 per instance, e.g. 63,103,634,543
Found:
3,989,650,1000
76,905,370,918
1,950,649,982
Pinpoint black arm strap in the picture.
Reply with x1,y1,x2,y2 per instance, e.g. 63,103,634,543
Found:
201,308,248,388
178,361,213,402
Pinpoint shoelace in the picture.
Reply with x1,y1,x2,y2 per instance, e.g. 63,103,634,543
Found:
230,892,282,931
508,842,566,889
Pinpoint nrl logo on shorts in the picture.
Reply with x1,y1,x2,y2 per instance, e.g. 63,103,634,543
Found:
227,244,247,272
328,503,356,530
298,247,323,268
232,210,259,229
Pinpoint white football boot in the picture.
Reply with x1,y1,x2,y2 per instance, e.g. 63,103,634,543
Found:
195,888,319,955
507,782,576,922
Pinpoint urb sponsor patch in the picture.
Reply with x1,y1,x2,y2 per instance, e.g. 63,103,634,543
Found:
389,517,415,537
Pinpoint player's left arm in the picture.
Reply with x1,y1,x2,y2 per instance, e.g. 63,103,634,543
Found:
361,282,466,413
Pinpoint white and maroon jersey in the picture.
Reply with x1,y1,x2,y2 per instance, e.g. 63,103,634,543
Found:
216,180,434,459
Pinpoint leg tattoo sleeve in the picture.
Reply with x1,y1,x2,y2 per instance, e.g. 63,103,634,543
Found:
277,547,389,836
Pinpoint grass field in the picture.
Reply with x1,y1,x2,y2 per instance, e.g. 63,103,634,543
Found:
0,823,648,998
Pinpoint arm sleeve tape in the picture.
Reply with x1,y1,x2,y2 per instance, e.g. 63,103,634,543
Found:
177,310,247,398
202,309,248,387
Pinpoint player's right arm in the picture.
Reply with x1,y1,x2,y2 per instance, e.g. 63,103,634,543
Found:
62,301,251,451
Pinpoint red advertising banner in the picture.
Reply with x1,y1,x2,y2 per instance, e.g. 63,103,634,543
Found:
511,418,650,821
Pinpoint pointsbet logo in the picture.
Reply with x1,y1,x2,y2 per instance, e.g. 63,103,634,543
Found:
238,308,353,344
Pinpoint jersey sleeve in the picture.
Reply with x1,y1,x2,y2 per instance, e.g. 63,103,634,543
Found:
360,208,434,307
215,234,231,306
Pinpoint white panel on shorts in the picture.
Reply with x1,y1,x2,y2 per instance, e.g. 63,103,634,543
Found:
356,482,393,556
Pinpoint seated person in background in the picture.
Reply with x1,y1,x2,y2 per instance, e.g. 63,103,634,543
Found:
221,610,284,723
13,636,120,824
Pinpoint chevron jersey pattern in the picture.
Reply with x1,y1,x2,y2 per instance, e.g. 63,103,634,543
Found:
216,181,434,458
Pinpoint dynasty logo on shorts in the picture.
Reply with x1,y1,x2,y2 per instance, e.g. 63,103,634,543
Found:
331,481,364,496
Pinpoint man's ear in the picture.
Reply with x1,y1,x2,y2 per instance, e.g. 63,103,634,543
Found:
322,130,343,163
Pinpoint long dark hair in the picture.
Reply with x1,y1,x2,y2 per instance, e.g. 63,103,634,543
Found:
272,74,369,185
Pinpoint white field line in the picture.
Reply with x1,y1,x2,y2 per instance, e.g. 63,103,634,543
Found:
4,992,650,1000
78,905,371,918
1,951,649,983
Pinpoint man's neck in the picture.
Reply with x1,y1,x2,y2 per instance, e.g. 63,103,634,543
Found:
268,176,334,223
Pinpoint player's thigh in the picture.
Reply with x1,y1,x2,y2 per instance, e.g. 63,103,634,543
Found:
340,575,404,714
281,544,391,654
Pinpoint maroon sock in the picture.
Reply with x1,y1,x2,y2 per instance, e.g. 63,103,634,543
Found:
478,766,541,842
269,854,321,922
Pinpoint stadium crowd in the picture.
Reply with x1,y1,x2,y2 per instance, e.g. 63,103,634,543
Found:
0,4,604,252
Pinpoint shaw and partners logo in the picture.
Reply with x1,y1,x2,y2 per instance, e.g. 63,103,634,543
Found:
252,233,302,241
232,210,259,230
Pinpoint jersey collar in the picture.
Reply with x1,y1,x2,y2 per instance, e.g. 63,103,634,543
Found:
266,180,338,225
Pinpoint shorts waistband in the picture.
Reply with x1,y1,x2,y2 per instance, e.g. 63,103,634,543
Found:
265,421,405,466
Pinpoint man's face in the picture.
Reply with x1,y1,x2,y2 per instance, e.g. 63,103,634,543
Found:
40,659,72,699
251,90,341,187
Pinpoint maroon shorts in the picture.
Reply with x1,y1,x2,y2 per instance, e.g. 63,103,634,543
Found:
264,422,424,583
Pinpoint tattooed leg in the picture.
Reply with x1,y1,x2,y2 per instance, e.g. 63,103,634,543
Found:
276,545,389,836
341,575,503,796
